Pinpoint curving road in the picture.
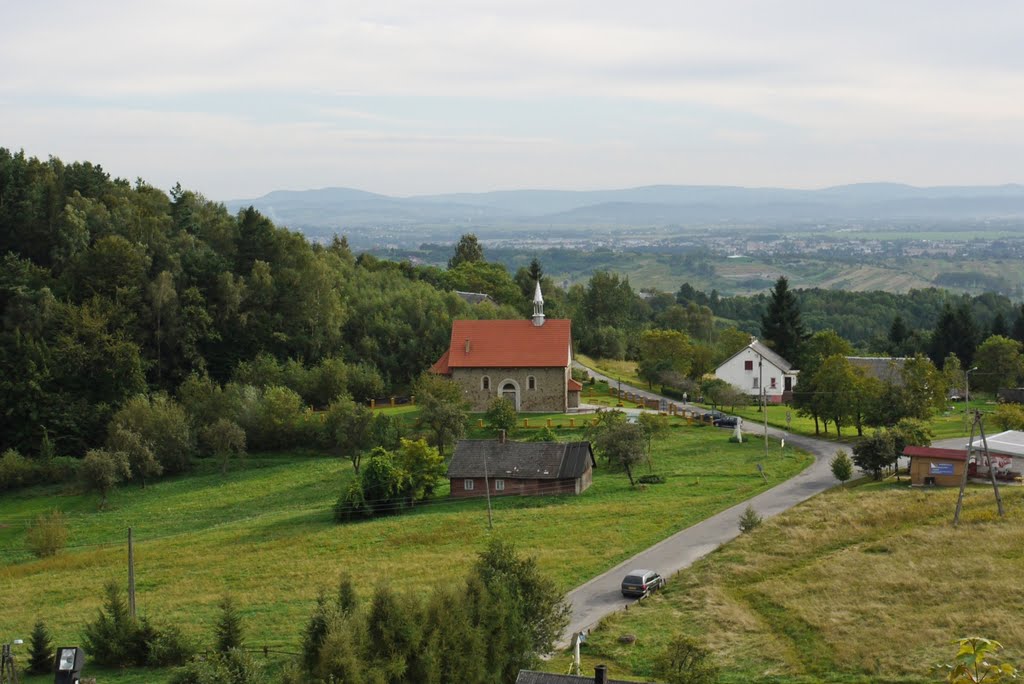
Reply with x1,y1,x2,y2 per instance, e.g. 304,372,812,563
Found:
560,364,851,646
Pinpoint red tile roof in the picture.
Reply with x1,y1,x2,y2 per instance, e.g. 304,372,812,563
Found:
567,378,583,392
903,446,968,461
432,319,572,373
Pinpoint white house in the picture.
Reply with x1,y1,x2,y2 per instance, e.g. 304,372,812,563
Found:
715,338,798,404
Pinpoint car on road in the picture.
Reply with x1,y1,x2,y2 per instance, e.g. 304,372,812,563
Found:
713,415,739,428
620,569,665,598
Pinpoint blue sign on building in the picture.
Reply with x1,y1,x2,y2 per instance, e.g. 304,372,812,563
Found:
929,462,955,475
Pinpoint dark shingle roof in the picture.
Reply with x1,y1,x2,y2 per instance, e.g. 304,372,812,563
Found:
846,356,907,383
447,440,595,480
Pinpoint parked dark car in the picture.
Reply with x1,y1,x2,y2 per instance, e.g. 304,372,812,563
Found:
713,416,739,428
621,569,665,598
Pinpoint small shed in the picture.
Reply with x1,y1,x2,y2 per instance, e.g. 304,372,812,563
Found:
447,439,595,498
904,446,967,486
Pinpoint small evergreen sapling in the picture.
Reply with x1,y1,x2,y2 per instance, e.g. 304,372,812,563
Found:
28,619,54,675
831,449,854,487
215,595,244,653
738,505,763,533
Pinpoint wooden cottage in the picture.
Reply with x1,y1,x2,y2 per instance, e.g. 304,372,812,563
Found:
447,438,595,498
904,446,968,486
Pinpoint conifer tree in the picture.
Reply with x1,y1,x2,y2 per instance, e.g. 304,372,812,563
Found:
760,276,807,367
215,595,244,653
28,619,54,675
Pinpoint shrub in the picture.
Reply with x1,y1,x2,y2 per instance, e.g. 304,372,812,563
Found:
80,448,130,507
992,403,1024,431
637,474,665,484
654,634,718,684
170,649,268,684
485,397,518,435
26,509,69,558
146,624,195,667
738,505,763,533
0,448,32,490
109,394,195,475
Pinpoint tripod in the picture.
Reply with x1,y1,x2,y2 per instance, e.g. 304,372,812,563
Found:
0,643,19,684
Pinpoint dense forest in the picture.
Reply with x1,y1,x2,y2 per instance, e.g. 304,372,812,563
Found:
4,148,1024,465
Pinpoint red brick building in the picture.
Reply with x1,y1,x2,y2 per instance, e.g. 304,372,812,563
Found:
447,438,595,498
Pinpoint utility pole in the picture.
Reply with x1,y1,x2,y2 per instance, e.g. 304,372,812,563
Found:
482,453,493,531
128,527,136,617
965,367,978,428
954,410,1005,526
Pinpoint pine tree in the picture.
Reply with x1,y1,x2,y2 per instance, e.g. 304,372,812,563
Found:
760,276,807,366
1012,304,1024,344
215,595,244,653
28,619,54,675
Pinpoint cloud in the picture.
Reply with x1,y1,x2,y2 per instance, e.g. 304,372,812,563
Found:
2,0,1023,195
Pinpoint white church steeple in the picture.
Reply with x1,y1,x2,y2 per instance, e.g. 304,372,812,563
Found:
532,281,545,327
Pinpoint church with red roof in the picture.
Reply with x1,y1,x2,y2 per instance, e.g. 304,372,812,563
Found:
431,283,582,412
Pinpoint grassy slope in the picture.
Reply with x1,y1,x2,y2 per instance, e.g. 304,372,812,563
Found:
705,399,995,443
560,481,1024,683
0,423,811,683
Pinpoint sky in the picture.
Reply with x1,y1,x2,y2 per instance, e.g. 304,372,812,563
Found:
3,0,1023,200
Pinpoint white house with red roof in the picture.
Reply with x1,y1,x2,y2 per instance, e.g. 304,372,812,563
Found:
431,283,581,412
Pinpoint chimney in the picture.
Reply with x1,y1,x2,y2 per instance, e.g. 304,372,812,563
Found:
594,665,609,684
464,338,471,354
499,429,506,444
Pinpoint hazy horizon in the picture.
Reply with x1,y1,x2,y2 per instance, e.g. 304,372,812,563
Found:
4,1,1023,199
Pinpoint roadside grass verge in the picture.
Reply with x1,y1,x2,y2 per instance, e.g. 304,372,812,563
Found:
562,481,1024,683
0,425,812,683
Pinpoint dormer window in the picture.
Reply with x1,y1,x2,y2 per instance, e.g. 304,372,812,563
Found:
482,376,490,390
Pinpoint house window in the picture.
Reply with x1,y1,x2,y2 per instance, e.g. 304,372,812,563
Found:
744,360,753,371
464,479,475,491
528,376,536,390
482,376,490,390
752,377,759,389
770,377,777,389
495,479,505,491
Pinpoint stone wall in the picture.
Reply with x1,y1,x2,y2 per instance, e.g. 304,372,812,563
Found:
451,366,568,412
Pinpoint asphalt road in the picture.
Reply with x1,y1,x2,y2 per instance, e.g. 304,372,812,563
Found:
560,364,850,646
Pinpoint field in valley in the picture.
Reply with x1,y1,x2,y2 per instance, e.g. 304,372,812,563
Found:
0,420,811,683
563,480,1024,683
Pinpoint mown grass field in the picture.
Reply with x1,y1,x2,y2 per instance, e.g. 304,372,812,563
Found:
559,480,1024,683
1,422,812,683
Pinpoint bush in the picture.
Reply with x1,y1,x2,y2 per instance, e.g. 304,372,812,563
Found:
26,509,69,558
738,505,762,533
830,450,854,486
637,474,665,484
654,634,718,684
170,649,268,684
992,403,1024,431
0,448,32,490
146,624,196,667
109,394,195,475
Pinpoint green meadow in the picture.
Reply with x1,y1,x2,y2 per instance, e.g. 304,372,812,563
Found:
561,480,1024,683
1,421,812,683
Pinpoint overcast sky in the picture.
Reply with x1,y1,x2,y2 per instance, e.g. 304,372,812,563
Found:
3,1,1023,199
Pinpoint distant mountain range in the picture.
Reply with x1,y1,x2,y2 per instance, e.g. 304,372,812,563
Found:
224,183,1024,234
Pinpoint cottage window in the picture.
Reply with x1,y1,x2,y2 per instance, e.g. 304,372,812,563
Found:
770,377,777,389
744,360,753,371
495,479,505,491
528,376,536,390
752,377,759,389
482,376,490,390
464,479,475,491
